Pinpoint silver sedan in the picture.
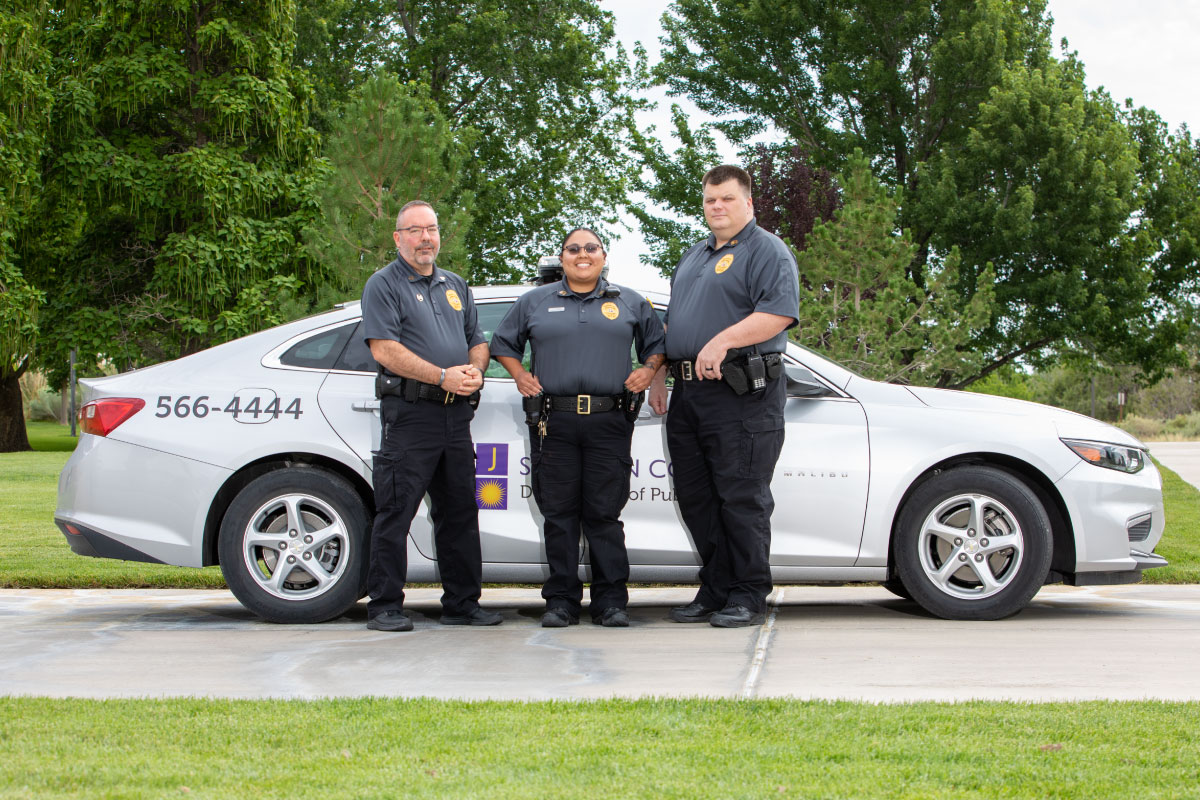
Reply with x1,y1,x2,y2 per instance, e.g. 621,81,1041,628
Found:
55,286,1167,622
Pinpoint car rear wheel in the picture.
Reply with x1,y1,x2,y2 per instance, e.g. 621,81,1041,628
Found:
218,468,369,623
894,466,1052,620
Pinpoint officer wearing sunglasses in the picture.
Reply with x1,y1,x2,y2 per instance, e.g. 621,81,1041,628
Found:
491,227,665,627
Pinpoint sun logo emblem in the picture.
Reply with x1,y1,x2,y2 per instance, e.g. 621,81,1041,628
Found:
476,479,507,510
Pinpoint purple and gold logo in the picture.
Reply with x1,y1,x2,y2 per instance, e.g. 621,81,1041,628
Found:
475,443,508,509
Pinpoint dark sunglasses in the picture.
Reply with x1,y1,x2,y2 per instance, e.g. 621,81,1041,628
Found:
563,243,603,255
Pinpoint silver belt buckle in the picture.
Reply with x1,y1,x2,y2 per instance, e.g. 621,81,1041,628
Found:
576,394,592,414
681,361,694,381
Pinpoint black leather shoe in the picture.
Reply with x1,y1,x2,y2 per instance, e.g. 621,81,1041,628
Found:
709,605,765,628
593,607,630,627
541,608,579,628
441,607,504,626
667,602,720,623
366,610,413,632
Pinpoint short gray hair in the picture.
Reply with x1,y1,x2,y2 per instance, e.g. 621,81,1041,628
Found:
396,200,435,228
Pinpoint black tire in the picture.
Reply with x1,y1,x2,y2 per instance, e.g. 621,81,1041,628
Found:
894,465,1052,620
218,468,369,623
881,577,912,601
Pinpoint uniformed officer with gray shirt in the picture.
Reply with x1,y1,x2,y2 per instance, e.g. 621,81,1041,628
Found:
649,165,800,628
492,227,665,627
360,200,503,632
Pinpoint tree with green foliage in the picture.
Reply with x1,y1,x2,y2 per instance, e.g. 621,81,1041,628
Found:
794,152,994,384
295,0,640,282
643,0,1197,386
626,104,721,276
22,0,325,392
306,72,475,302
656,0,1050,184
0,1,52,451
916,58,1187,385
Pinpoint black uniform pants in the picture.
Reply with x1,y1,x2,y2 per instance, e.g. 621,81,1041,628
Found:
665,376,786,613
530,409,635,619
368,395,482,618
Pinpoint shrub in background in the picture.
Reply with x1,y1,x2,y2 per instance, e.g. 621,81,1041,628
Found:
1118,416,1163,440
26,387,62,422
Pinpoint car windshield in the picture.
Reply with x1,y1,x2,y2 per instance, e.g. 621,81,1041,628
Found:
786,339,867,381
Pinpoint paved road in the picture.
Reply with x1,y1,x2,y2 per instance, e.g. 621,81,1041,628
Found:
1150,442,1200,490
3,584,1198,702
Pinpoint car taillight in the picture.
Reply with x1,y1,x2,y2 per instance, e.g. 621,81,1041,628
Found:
79,398,145,436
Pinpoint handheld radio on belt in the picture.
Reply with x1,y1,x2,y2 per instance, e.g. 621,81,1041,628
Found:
672,349,782,395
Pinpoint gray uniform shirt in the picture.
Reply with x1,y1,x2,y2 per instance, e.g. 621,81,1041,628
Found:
490,279,666,396
664,218,800,361
360,256,486,371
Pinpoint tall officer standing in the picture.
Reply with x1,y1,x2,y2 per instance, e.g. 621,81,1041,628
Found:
648,165,800,628
360,200,503,632
491,227,665,627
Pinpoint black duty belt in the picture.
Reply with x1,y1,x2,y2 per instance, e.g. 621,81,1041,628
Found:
546,394,623,414
669,352,783,384
668,360,700,381
378,371,472,405
410,381,461,404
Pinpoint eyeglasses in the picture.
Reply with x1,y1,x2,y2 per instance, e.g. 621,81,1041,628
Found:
397,225,440,236
563,243,603,255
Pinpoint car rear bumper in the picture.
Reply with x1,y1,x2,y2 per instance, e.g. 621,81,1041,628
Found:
55,434,232,567
56,519,165,564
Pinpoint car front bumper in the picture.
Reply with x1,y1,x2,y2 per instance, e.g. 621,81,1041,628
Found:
1056,457,1167,579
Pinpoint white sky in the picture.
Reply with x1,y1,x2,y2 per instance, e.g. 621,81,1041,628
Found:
599,0,1200,292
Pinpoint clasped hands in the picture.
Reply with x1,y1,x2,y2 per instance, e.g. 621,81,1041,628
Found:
440,365,484,395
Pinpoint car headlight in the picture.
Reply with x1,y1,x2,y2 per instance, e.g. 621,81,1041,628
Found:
1061,438,1146,474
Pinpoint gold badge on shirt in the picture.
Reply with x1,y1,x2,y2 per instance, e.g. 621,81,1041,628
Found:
445,289,463,311
715,254,734,274
601,301,620,320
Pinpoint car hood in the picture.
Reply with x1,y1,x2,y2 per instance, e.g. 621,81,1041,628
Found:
904,386,1146,448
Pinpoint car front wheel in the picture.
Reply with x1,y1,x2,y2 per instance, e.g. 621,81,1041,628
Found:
894,466,1053,620
218,468,369,623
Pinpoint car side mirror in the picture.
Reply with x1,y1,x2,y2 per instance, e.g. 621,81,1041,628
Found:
785,364,834,397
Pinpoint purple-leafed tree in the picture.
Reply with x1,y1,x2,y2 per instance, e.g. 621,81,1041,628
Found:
750,144,841,256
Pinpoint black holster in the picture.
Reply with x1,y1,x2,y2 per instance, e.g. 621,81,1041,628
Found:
522,393,546,428
721,350,783,395
622,389,645,422
376,369,404,399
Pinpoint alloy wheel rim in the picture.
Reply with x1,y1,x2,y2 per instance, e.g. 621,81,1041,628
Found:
241,493,350,600
917,492,1025,600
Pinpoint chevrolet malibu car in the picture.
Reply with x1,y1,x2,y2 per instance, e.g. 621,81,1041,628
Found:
55,286,1168,623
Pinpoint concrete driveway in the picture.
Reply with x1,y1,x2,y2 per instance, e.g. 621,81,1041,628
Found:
3,584,1198,702
4,443,1193,704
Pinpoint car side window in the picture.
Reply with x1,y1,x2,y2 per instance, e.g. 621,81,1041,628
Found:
331,301,541,377
476,300,530,379
280,323,356,370
333,322,377,373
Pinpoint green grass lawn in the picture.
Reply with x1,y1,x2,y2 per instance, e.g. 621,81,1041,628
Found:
23,420,83,452
2,422,1198,588
1143,462,1200,583
1,698,1197,799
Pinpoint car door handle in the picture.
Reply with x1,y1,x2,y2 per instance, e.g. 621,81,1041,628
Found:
352,400,380,412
